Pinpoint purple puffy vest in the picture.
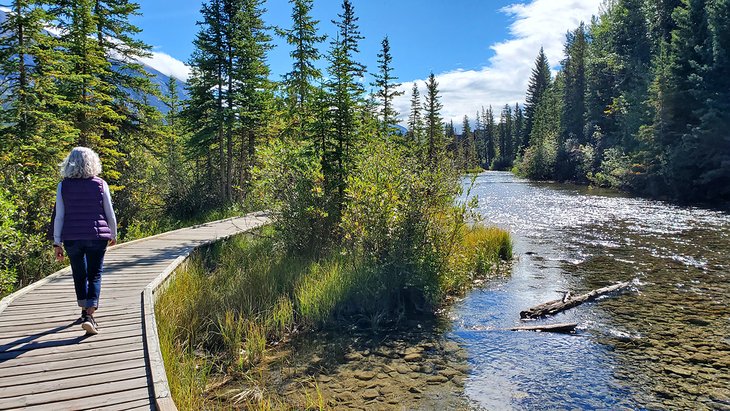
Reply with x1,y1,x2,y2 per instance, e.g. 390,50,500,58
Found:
60,177,112,241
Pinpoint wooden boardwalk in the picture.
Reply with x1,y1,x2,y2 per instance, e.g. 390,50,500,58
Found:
0,213,270,410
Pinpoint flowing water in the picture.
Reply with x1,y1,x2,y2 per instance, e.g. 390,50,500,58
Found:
455,171,730,410
250,171,729,410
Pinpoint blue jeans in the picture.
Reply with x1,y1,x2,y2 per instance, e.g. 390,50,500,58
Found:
64,240,108,309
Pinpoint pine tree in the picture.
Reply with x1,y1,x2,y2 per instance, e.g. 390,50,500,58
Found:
281,0,325,134
407,83,423,143
560,24,587,146
423,73,443,168
184,0,226,200
512,103,524,162
372,36,403,135
497,104,513,169
461,115,476,169
51,0,157,183
232,0,273,200
523,47,551,152
0,0,73,231
661,0,713,198
325,0,366,218
482,106,496,168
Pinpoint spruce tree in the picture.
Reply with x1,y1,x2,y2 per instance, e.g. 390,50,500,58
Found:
281,0,325,134
372,36,403,135
232,0,273,200
50,0,157,183
184,0,226,200
497,104,513,169
524,47,551,152
325,0,366,218
423,72,444,168
461,115,476,169
661,0,713,198
560,24,587,146
482,106,496,168
512,103,524,162
407,83,423,143
0,0,73,232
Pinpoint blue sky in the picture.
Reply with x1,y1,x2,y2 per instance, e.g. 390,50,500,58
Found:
130,0,603,124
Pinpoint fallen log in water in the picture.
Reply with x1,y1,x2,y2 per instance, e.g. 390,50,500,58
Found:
520,279,636,319
510,322,578,333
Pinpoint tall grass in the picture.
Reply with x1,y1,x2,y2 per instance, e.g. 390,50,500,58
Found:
156,223,511,409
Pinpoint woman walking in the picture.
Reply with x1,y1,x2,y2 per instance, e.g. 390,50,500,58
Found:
52,147,117,335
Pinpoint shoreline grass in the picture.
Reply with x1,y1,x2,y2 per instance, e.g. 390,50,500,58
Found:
156,223,512,409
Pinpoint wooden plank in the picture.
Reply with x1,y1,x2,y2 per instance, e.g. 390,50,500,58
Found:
0,322,142,349
1,349,144,377
0,307,138,327
0,316,141,340
0,342,142,369
0,376,150,409
1,296,140,311
0,359,145,389
0,333,142,360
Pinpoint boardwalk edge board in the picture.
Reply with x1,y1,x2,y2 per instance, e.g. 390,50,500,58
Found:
143,213,271,411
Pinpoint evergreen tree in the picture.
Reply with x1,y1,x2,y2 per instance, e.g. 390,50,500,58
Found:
407,83,423,143
51,0,157,182
557,23,588,181
560,24,587,145
661,0,713,198
372,36,403,135
512,103,524,161
461,115,476,169
523,47,551,152
184,0,227,200
474,111,484,166
325,0,366,218
281,0,325,135
232,0,273,200
423,72,444,168
496,104,513,169
0,0,73,232
482,106,496,168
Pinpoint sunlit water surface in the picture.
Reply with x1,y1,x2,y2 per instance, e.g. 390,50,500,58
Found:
454,171,730,410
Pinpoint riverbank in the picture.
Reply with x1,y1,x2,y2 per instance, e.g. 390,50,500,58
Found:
156,222,512,409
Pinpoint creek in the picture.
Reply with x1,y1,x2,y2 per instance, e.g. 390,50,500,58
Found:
255,171,730,410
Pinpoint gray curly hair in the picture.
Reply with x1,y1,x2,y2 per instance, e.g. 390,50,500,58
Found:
60,147,102,179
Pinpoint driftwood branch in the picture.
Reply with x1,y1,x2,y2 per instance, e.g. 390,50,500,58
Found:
510,322,578,333
520,279,636,319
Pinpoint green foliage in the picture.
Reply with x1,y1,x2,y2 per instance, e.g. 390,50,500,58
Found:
511,0,729,203
255,137,330,255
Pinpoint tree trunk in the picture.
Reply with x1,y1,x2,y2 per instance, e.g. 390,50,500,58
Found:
520,279,635,319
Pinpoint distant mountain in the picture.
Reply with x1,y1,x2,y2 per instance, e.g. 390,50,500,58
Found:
392,124,408,136
131,63,188,115
0,9,187,115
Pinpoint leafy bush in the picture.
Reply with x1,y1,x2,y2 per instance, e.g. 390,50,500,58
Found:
589,147,632,189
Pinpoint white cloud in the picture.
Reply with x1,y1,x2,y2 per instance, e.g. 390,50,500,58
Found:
137,51,191,82
393,0,602,127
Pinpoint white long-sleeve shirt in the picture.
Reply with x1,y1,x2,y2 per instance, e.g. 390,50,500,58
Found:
53,180,118,245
